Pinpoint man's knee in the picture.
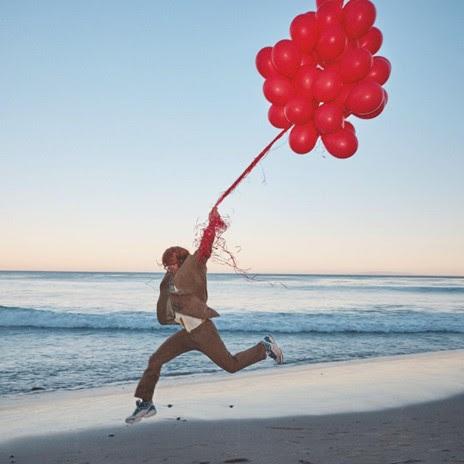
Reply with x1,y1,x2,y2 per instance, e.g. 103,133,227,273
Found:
222,361,240,374
147,353,163,370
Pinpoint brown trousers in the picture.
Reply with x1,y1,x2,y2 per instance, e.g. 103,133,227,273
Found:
134,319,267,401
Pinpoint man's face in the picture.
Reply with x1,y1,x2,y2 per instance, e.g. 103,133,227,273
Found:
164,261,179,275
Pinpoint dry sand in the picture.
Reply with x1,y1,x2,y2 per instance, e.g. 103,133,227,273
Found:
1,350,463,464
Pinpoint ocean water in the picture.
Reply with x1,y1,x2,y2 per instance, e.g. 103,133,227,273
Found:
1,271,463,397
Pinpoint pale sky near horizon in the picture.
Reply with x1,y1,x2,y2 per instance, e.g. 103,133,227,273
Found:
1,1,463,275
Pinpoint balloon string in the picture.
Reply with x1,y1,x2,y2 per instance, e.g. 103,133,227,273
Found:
196,127,290,271
213,127,290,208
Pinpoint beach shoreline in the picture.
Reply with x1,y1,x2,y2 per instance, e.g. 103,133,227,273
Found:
1,350,464,463
3,395,463,464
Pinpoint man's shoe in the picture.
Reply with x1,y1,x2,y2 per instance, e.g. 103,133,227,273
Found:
261,335,284,364
125,400,157,424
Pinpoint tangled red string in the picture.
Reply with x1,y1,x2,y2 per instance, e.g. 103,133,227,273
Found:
196,127,290,272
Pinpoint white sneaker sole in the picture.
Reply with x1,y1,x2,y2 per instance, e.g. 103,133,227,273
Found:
267,335,284,364
125,407,157,424
125,415,143,424
145,408,157,418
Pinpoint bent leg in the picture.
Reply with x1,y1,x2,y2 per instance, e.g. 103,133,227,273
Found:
134,329,193,401
191,320,266,373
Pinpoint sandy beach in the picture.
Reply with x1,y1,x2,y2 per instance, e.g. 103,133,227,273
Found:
1,350,464,464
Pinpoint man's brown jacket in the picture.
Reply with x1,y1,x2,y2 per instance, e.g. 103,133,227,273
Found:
156,250,220,325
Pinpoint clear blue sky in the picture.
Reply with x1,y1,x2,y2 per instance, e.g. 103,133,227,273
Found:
1,0,463,275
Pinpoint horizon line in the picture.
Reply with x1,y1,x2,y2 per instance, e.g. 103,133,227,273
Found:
1,269,463,279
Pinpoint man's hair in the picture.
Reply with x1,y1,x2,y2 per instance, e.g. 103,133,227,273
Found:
162,246,190,266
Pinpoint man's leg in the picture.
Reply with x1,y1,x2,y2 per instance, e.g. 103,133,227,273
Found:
134,329,193,402
190,320,267,373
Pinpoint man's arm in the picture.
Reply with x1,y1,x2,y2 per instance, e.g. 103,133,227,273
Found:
196,207,224,263
156,273,177,325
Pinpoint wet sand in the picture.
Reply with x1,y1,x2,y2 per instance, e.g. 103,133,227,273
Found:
1,350,463,464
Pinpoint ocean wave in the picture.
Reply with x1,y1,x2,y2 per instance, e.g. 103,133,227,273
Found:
1,305,463,334
0,305,157,330
369,285,464,294
286,284,464,294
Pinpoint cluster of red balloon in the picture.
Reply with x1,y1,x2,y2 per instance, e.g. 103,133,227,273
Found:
256,0,391,158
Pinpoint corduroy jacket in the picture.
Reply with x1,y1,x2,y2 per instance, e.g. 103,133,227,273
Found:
156,250,220,325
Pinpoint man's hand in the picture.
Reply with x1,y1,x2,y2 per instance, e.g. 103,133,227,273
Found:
209,206,219,223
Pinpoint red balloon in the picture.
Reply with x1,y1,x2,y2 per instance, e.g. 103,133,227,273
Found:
272,39,302,78
355,89,388,119
293,65,321,99
322,128,358,158
268,104,292,129
313,69,343,102
346,38,360,51
256,47,279,79
290,12,320,54
289,122,319,155
332,82,355,113
339,47,373,83
316,24,347,62
301,53,317,66
316,1,343,27
367,56,391,85
345,78,384,115
284,96,315,126
263,75,295,106
316,0,343,7
314,103,344,134
343,0,377,40
344,120,356,133
325,60,340,73
312,49,322,65
359,26,383,54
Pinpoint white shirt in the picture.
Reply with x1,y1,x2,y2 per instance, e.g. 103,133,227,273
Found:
168,279,205,333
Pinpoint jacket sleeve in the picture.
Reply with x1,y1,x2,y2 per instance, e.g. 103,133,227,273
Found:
156,273,177,325
196,226,215,264
196,207,226,264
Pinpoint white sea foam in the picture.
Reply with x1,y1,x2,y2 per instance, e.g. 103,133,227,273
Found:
1,305,463,334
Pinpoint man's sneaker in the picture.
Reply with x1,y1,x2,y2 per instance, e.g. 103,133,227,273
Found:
261,335,284,364
125,400,157,424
